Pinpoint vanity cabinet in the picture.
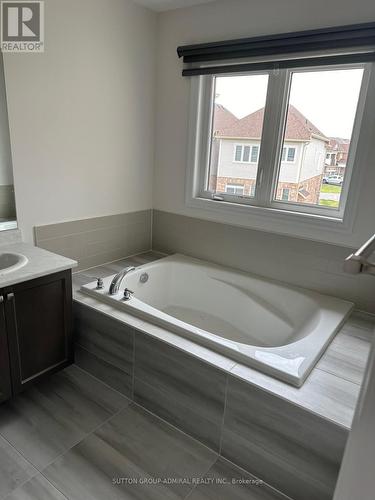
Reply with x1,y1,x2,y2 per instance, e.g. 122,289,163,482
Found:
0,297,12,403
0,270,73,398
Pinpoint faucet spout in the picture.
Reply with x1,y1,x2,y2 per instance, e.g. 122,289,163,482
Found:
109,266,135,295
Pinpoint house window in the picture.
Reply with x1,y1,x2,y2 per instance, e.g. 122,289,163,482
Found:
281,188,290,201
225,184,244,195
188,63,369,224
233,144,260,163
281,147,296,163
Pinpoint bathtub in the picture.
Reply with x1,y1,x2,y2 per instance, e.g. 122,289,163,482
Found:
81,254,353,386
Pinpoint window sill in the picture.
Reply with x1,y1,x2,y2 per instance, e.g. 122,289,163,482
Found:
186,195,354,243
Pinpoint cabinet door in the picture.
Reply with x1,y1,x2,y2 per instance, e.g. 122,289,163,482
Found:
4,271,73,394
0,294,12,403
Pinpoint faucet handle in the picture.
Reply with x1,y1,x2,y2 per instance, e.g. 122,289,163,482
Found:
95,277,104,289
123,288,134,300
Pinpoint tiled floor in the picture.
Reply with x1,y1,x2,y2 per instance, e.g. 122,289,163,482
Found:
0,365,286,500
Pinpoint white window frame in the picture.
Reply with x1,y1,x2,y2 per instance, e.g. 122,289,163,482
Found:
281,146,296,163
185,62,373,238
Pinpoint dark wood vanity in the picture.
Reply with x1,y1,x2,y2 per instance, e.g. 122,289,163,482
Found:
0,270,73,403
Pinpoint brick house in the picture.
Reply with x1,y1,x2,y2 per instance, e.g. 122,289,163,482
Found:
210,104,329,204
324,137,350,176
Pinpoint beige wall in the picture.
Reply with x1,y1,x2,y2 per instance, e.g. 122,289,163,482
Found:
4,0,156,242
154,0,375,247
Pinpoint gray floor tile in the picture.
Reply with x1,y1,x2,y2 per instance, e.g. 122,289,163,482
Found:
0,437,37,500
44,403,217,500
0,365,129,470
4,474,68,500
187,458,286,500
134,333,226,451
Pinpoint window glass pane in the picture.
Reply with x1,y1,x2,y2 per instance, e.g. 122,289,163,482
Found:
287,147,295,162
251,146,259,163
234,145,242,162
274,67,364,208
243,145,251,162
208,74,269,198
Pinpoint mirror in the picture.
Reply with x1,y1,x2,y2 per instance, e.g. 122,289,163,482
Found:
0,52,16,231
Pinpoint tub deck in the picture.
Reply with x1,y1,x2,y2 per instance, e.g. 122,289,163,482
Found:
73,251,374,430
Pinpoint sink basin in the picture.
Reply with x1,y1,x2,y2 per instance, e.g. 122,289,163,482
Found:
0,253,28,274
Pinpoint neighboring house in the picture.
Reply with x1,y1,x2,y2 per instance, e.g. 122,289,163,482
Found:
324,137,350,176
210,104,329,204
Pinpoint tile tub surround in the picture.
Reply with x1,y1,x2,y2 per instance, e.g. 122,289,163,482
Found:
221,377,347,500
74,302,134,398
152,210,375,313
72,254,374,429
134,332,227,451
34,209,152,272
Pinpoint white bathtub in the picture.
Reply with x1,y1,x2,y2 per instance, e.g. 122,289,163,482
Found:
81,254,353,386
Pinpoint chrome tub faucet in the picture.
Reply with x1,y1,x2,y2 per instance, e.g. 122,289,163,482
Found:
109,266,135,295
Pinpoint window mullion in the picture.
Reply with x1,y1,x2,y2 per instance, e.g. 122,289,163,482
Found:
255,69,291,205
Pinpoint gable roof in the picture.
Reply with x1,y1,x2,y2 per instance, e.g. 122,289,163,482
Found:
216,104,329,142
212,104,238,133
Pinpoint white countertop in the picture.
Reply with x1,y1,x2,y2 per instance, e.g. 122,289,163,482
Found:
0,242,77,288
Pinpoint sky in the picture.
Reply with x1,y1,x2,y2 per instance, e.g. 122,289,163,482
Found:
215,68,364,139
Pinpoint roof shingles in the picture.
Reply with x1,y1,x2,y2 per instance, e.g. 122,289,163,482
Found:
215,104,328,142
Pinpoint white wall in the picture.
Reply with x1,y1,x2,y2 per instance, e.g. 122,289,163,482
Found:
4,0,156,242
299,138,326,182
217,140,259,180
154,0,375,247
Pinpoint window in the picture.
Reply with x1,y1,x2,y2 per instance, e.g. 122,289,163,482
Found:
233,144,260,163
281,188,290,201
225,184,245,195
281,147,296,163
188,63,369,225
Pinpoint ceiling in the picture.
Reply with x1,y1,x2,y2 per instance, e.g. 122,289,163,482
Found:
133,0,217,12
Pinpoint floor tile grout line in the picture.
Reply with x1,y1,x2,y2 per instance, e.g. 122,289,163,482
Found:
182,457,220,500
315,364,363,386
219,457,295,500
38,404,128,478
74,343,133,395
132,374,224,441
72,363,133,405
129,398,220,460
0,372,131,489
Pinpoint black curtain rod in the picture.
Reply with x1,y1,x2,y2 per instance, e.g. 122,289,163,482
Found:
182,52,375,77
177,21,375,64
